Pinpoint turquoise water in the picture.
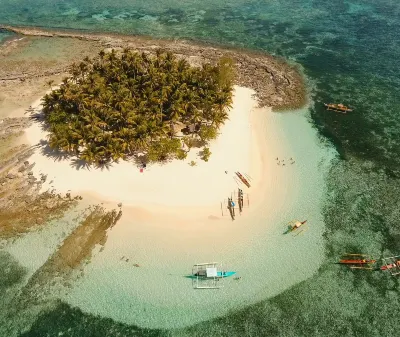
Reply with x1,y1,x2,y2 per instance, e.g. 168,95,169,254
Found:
0,29,15,43
1,0,400,336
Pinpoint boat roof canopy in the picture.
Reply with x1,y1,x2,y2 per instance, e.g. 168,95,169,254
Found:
206,267,218,277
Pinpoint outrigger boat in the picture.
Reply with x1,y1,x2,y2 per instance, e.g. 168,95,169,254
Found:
324,103,353,113
380,261,400,271
284,220,308,235
380,255,400,276
188,262,237,289
339,253,376,270
235,172,250,188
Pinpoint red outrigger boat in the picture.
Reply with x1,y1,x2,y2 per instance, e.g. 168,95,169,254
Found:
380,261,400,271
380,255,400,276
235,172,250,188
339,254,376,270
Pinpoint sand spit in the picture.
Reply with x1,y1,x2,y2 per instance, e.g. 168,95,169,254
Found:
0,25,306,110
16,206,122,303
1,206,122,337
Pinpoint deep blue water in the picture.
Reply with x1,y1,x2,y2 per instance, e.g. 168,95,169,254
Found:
1,1,400,336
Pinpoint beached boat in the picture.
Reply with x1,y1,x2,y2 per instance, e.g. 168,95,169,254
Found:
324,103,353,113
235,172,250,188
189,262,237,289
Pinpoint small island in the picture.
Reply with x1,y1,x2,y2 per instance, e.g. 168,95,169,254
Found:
42,49,235,166
0,25,318,330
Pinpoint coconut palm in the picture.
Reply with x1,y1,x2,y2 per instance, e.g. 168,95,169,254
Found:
42,49,235,165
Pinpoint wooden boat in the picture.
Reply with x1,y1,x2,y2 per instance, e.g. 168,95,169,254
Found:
339,254,376,269
189,262,237,288
284,220,308,235
324,103,353,113
340,258,376,265
235,172,250,188
288,220,307,232
381,255,400,276
380,261,400,271
188,271,237,278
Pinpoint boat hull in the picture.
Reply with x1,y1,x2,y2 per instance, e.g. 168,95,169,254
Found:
186,271,237,279
339,259,376,265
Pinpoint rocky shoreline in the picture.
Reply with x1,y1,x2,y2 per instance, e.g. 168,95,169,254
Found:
0,24,306,110
0,117,81,241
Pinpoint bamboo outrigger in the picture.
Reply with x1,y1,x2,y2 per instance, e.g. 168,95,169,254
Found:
324,103,353,113
339,253,376,270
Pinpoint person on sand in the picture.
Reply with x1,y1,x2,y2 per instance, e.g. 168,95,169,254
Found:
225,170,228,174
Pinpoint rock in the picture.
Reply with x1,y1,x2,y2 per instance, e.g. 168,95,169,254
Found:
6,173,16,179
117,203,122,207
27,171,33,176
24,161,29,166
18,166,26,172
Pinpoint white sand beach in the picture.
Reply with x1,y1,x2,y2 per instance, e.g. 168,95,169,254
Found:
25,86,280,217
20,85,332,328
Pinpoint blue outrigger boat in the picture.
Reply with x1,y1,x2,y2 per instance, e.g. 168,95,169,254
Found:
189,262,237,288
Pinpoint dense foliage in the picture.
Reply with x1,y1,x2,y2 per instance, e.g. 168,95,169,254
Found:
41,49,235,165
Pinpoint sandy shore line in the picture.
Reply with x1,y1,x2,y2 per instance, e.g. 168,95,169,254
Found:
24,86,278,220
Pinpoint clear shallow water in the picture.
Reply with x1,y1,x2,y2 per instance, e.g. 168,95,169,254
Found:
0,30,14,43
1,0,400,336
59,110,333,329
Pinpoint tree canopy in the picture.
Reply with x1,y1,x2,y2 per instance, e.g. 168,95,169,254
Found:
41,49,235,166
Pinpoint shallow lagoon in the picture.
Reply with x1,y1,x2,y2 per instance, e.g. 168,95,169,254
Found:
60,110,333,329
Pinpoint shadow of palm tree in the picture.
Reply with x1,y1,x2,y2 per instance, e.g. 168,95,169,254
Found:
70,158,92,171
96,160,113,171
39,139,71,162
29,109,50,132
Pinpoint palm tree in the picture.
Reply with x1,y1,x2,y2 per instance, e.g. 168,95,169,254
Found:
41,49,235,165
46,80,55,91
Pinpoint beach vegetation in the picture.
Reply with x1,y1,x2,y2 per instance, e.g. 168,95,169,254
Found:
200,147,211,162
41,49,235,166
